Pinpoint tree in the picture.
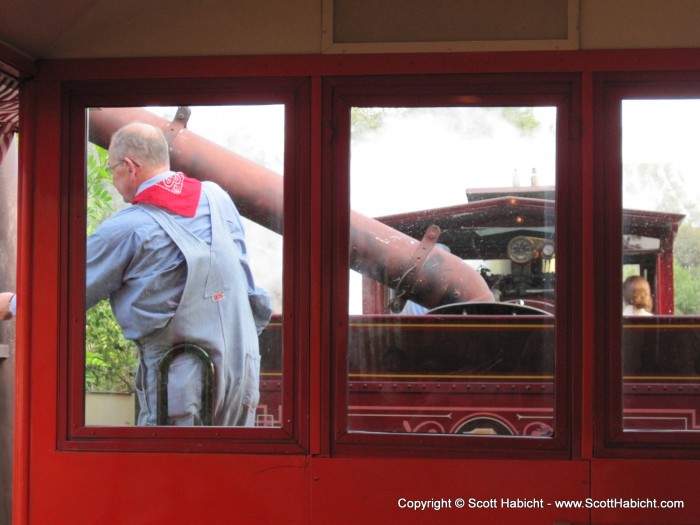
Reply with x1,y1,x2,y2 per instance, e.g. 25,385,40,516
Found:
674,260,700,314
674,223,700,270
672,223,700,315
499,107,540,136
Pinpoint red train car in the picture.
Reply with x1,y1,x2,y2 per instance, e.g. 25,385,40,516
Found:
8,52,700,525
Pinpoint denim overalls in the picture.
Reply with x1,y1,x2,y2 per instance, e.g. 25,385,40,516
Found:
135,185,262,426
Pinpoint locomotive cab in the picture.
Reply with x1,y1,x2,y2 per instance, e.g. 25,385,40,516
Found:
360,186,683,317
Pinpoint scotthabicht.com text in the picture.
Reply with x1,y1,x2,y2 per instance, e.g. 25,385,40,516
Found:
397,497,684,511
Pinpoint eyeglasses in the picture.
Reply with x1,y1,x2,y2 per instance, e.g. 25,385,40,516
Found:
104,157,140,176
105,159,125,175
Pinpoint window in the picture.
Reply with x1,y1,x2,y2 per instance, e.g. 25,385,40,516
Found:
596,72,700,457
325,74,581,457
59,78,309,452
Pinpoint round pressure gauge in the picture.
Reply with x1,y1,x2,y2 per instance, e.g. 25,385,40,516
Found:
508,236,534,264
542,241,555,258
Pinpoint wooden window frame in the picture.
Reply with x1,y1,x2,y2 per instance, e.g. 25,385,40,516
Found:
323,73,583,458
594,71,700,458
57,77,310,453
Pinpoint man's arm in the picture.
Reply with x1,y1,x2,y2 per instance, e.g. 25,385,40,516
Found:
86,210,141,310
86,232,124,309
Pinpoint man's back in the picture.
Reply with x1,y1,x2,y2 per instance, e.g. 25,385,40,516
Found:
86,175,249,340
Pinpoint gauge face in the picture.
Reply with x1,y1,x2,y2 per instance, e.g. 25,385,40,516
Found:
508,236,534,264
542,241,555,258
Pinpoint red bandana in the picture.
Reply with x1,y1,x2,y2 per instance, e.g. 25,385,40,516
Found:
132,172,202,218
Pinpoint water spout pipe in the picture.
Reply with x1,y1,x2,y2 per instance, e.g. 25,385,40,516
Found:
88,107,494,310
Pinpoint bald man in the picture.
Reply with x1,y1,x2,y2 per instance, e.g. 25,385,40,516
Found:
1,122,271,426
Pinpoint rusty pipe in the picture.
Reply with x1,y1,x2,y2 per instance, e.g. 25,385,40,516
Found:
88,107,494,309
89,107,282,232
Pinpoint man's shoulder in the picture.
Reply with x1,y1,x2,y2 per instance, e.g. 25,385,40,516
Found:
107,204,153,223
93,206,157,239
201,180,228,198
201,181,238,212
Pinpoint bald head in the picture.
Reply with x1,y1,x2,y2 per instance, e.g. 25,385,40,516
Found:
109,122,170,171
107,122,172,203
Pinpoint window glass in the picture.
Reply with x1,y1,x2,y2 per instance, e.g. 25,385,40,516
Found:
84,105,284,427
347,106,557,437
621,99,700,432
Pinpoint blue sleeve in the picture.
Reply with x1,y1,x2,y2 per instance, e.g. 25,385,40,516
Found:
85,211,140,309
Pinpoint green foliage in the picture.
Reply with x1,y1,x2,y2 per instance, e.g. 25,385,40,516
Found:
351,106,542,141
674,260,700,315
86,147,115,235
85,299,138,392
351,107,393,138
85,145,139,393
674,222,700,270
500,107,540,136
673,223,700,315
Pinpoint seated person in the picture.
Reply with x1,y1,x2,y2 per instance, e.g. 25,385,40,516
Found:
622,275,653,316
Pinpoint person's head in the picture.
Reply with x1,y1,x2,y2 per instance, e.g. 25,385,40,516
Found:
107,122,170,202
623,275,653,312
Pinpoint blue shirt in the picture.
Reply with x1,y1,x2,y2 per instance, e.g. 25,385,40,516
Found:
86,172,260,340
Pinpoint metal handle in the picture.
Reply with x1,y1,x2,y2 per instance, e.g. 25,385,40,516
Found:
156,343,214,426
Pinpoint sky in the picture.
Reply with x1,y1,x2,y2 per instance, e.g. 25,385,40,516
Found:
350,106,558,217
622,99,700,221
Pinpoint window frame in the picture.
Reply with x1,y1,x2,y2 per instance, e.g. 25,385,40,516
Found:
323,73,582,458
58,77,310,453
594,71,700,458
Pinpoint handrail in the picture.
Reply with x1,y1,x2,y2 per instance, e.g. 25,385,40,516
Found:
156,343,215,426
